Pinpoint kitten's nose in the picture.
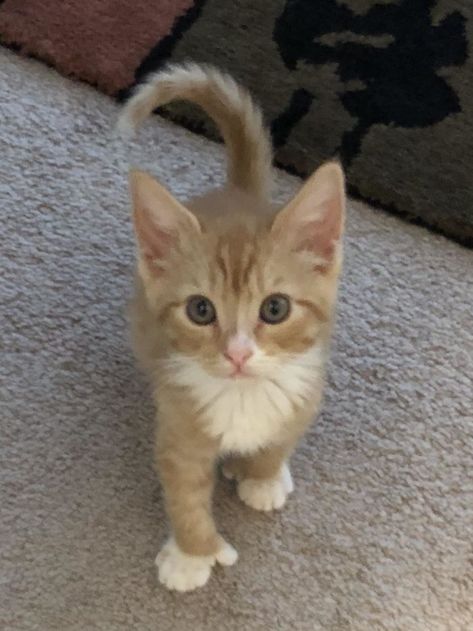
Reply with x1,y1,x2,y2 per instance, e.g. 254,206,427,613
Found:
224,334,254,368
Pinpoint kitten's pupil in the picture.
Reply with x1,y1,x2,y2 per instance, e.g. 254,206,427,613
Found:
197,301,208,317
269,300,280,316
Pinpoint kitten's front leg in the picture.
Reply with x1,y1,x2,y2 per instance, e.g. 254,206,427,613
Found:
155,425,237,592
223,443,294,512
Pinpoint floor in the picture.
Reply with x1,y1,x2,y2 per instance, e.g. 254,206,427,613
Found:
1,48,472,630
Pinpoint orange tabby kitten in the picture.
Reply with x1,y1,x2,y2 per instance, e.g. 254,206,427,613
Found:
118,64,345,592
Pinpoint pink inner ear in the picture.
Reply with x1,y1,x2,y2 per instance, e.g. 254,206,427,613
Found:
299,198,342,262
272,162,345,266
134,204,175,267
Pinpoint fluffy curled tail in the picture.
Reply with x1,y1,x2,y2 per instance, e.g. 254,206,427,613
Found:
117,63,273,198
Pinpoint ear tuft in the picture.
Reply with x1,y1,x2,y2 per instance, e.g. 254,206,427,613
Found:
272,161,345,266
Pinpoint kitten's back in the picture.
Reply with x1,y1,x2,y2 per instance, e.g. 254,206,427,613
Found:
187,186,275,229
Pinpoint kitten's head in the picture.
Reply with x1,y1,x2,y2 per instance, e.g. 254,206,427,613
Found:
130,163,345,385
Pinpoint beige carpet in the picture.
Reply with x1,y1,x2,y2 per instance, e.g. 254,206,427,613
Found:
1,48,472,631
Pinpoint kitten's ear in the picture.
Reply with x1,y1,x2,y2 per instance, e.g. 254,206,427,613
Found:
272,162,345,267
129,170,201,272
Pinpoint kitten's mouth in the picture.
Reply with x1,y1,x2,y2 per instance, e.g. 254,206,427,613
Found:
228,366,252,379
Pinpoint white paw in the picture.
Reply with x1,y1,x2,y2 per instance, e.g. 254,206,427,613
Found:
155,537,238,592
238,463,294,511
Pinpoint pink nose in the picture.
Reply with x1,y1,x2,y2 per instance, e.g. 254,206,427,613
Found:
224,335,254,368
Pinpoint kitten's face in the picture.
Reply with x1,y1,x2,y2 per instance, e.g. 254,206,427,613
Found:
130,163,345,383
151,227,337,381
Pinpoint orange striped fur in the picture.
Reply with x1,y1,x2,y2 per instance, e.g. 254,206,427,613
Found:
120,64,346,592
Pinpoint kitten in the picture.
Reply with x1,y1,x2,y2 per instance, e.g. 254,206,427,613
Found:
118,63,345,592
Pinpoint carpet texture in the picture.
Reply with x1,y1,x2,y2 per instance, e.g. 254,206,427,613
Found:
1,49,473,631
1,0,472,247
0,0,196,94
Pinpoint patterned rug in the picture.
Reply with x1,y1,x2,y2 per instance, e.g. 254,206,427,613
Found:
1,0,471,246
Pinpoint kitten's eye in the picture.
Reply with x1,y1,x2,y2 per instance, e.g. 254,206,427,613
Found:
259,294,291,324
186,295,217,326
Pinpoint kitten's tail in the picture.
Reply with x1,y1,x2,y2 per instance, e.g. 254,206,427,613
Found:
117,63,273,198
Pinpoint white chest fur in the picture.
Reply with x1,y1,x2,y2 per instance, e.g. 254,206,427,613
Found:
166,346,324,454
205,378,298,453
